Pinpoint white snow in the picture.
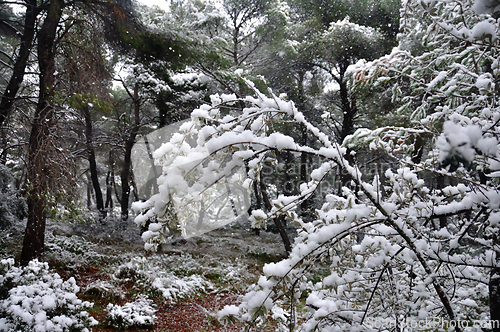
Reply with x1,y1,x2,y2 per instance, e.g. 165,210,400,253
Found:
106,295,157,329
0,259,96,332
471,21,497,41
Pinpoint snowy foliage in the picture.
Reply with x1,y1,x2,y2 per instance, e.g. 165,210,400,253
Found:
152,273,211,302
105,294,157,330
44,233,103,270
134,0,500,330
132,111,252,246
315,17,385,65
114,256,214,302
0,259,97,332
82,280,126,302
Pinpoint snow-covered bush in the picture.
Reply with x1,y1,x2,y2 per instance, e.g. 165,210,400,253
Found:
105,294,156,330
152,273,211,302
0,258,97,332
82,280,126,302
42,231,111,276
113,256,214,302
44,232,102,269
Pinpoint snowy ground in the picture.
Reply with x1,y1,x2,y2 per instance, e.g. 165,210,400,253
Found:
0,217,290,331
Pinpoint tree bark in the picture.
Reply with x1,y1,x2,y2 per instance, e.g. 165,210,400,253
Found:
436,174,447,228
86,172,92,210
260,176,292,254
82,104,106,220
490,267,500,331
105,150,114,209
141,136,159,199
157,91,173,128
120,83,140,221
411,134,425,164
338,80,356,144
295,71,312,220
21,0,63,265
0,0,39,128
337,75,358,192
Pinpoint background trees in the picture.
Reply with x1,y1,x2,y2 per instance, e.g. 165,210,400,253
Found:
0,0,402,262
0,0,196,263
0,0,38,128
21,0,66,264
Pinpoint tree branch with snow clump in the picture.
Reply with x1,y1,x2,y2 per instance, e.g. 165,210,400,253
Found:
135,1,500,325
209,13,496,329
133,74,496,330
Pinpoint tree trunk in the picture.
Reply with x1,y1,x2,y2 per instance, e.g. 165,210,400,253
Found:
105,151,114,209
337,76,358,192
490,267,500,331
157,91,175,128
437,174,447,228
120,84,140,221
141,136,159,200
0,0,39,128
251,178,261,235
244,162,262,236
21,0,63,265
338,79,356,143
82,104,106,220
232,21,239,65
120,142,134,221
296,72,312,220
86,172,92,210
260,176,292,254
411,134,425,164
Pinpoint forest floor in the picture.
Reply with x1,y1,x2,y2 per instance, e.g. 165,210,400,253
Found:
0,217,291,331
